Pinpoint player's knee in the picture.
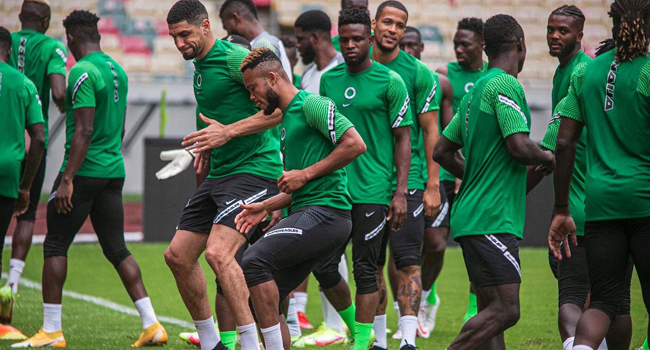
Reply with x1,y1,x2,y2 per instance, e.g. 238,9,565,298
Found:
313,270,341,290
204,245,233,272
425,231,447,254
495,303,520,328
43,237,69,259
353,263,378,294
241,253,271,288
164,246,188,271
105,248,131,268
398,264,419,277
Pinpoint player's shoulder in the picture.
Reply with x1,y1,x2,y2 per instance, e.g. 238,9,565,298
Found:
321,63,346,80
1,63,24,81
69,60,101,82
304,92,334,108
485,70,522,91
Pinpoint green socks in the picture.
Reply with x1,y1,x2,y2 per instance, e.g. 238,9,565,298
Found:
426,281,438,305
338,304,356,337
463,292,478,323
643,338,649,350
353,322,373,350
220,330,237,350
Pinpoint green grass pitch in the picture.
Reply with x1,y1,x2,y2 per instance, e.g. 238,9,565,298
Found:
1,243,647,349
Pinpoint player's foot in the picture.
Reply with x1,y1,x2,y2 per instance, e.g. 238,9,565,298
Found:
291,335,306,348
131,321,167,347
12,328,66,348
416,318,430,339
0,285,15,324
369,346,386,350
303,323,346,346
420,294,440,336
392,327,403,339
179,331,200,348
0,325,27,340
297,311,314,329
211,342,229,350
400,342,417,350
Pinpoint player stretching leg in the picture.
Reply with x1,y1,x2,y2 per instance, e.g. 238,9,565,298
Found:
0,26,45,334
15,10,166,348
549,1,650,349
234,47,366,350
434,14,555,350
3,1,66,319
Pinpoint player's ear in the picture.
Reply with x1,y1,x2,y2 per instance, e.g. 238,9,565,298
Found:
420,42,424,51
369,33,374,47
576,30,584,43
43,16,51,31
371,18,376,31
267,71,277,86
201,18,211,34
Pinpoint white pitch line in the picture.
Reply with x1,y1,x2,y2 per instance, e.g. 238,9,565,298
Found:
3,273,194,329
3,232,144,246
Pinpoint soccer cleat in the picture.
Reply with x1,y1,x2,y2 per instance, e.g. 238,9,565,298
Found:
131,321,167,347
297,311,314,329
416,318,430,339
400,342,417,350
421,294,441,333
291,335,306,348
11,328,66,348
0,285,15,324
179,332,200,348
303,323,347,346
369,346,386,350
0,325,27,340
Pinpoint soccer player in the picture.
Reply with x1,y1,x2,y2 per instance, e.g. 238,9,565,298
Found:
293,9,350,344
368,2,440,347
219,0,292,80
4,0,67,307
280,36,301,88
548,1,650,349
0,25,45,324
394,25,454,337
164,2,283,350
14,10,166,348
319,8,412,350
233,47,366,350
433,14,554,350
428,17,488,326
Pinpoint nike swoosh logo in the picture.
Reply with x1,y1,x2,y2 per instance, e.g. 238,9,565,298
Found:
225,198,237,205
365,211,375,217
409,189,417,195
342,103,352,107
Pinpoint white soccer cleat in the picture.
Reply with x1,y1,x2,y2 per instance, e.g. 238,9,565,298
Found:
423,294,441,332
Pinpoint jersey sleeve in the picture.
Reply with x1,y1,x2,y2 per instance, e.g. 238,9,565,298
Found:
47,40,67,76
638,60,650,97
561,62,587,124
540,98,566,151
303,94,354,144
486,74,531,138
23,77,44,127
386,70,412,128
414,60,438,114
69,63,105,110
319,71,328,97
442,113,464,147
226,44,250,85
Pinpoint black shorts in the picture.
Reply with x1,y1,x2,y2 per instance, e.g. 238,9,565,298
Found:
242,206,351,303
441,180,457,206
584,217,650,320
424,185,450,228
43,174,131,267
177,173,279,239
389,190,424,270
16,150,47,222
457,234,521,287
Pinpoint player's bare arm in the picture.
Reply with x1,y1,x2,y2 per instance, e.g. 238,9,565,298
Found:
49,73,66,113
432,136,464,179
182,108,283,152
389,125,410,230
15,123,45,216
419,110,441,217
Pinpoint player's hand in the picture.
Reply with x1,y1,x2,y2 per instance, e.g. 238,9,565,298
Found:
278,170,309,194
548,214,577,260
155,149,194,180
235,203,269,235
454,178,462,194
194,150,210,176
262,210,283,232
423,186,441,217
535,150,556,176
182,114,231,153
54,180,74,214
14,189,30,216
388,192,407,231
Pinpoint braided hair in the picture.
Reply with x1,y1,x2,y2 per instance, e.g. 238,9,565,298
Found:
609,0,650,62
550,5,585,30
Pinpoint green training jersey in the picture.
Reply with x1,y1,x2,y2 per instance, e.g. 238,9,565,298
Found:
551,50,590,111
293,73,301,89
443,68,531,239
0,62,44,199
541,98,587,236
383,50,439,190
62,52,126,178
281,90,354,211
562,49,650,221
320,61,412,206
542,55,591,236
10,30,67,148
193,40,282,180
439,60,488,182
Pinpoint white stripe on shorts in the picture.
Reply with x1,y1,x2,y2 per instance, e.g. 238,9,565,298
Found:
214,188,268,224
485,234,521,276
430,201,449,228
